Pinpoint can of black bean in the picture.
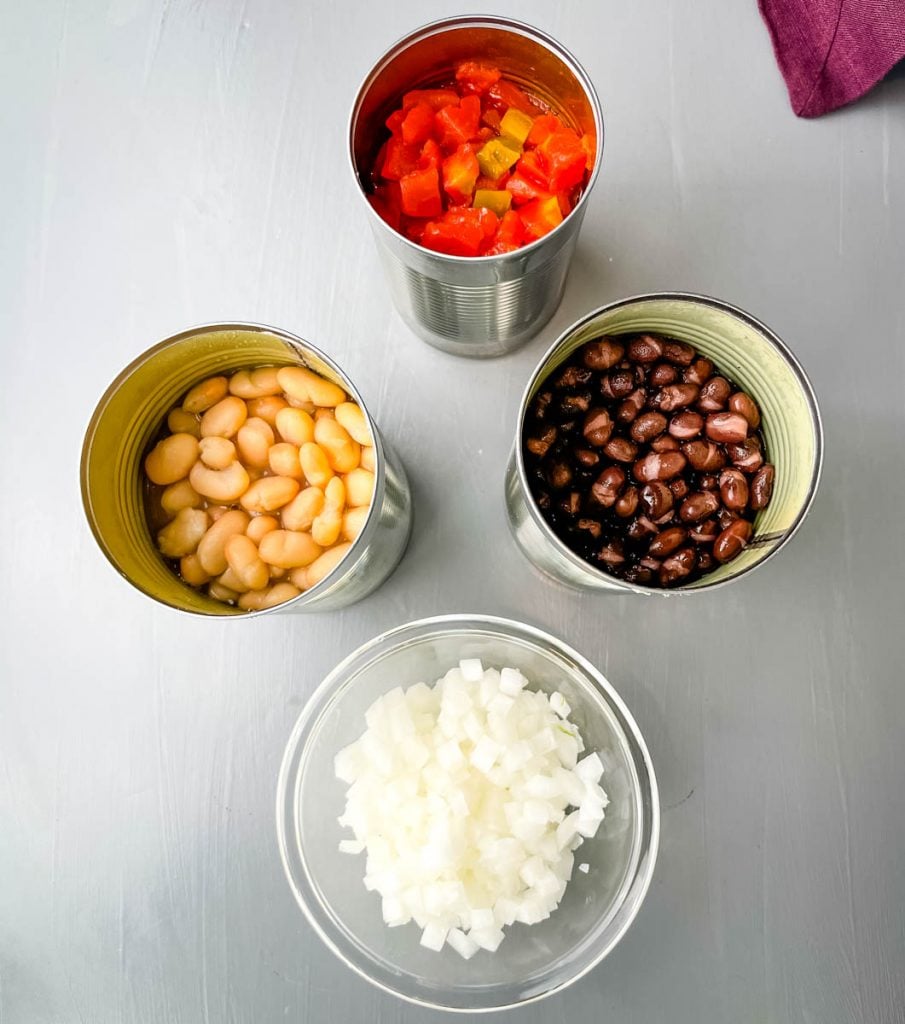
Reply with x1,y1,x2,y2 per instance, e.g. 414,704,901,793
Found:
504,293,823,593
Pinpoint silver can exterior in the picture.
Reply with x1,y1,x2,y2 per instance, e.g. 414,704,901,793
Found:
348,16,604,358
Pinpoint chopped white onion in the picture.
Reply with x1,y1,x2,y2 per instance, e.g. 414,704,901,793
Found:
335,663,608,957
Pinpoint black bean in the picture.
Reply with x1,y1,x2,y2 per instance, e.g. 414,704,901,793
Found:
719,468,749,512
648,526,688,557
582,338,624,370
654,384,699,411
713,520,752,562
560,391,592,415
639,482,674,519
750,464,775,510
727,437,764,473
526,425,557,458
659,546,696,585
705,412,749,444
697,376,731,411
678,491,721,523
615,486,639,517
728,392,760,428
597,540,626,567
668,410,704,440
633,451,687,482
546,461,572,489
681,440,726,472
631,411,668,443
603,437,639,463
616,388,647,423
651,434,680,453
649,363,678,388
662,340,696,366
574,447,600,468
669,478,690,501
556,366,594,389
683,357,713,386
576,518,602,539
627,334,663,363
590,466,625,507
582,408,613,447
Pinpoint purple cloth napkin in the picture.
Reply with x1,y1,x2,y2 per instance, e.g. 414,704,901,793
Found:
759,0,905,117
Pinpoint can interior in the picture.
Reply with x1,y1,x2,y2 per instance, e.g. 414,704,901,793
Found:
81,328,365,616
350,20,598,187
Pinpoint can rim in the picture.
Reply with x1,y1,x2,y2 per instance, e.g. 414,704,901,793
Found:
79,320,387,618
513,291,825,596
347,14,604,265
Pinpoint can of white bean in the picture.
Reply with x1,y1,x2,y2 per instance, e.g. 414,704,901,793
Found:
81,322,413,616
349,16,603,358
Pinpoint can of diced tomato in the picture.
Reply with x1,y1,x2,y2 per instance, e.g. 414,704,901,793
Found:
349,16,604,358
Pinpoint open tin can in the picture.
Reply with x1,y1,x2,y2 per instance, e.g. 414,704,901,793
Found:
505,293,823,593
81,322,413,615
349,16,603,358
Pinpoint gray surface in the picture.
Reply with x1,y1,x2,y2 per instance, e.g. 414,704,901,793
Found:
1,0,903,1021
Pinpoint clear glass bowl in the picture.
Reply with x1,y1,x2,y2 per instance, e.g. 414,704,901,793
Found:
276,614,659,1012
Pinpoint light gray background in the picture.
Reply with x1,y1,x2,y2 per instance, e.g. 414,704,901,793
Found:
2,1,903,1021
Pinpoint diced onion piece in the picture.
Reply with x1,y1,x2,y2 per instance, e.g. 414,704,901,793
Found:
335,662,609,956
420,923,448,951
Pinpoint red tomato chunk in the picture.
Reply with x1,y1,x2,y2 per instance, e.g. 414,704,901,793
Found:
367,60,595,257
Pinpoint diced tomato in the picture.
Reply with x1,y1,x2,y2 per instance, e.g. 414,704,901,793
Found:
538,128,587,191
484,210,524,255
381,137,421,181
525,113,562,148
385,108,406,136
455,60,502,95
370,63,589,255
519,196,563,241
481,107,502,132
472,205,499,240
441,144,480,204
403,216,429,243
516,149,551,189
401,102,436,146
434,95,481,150
487,78,538,115
497,210,524,245
422,206,499,256
422,219,484,257
402,88,459,111
580,132,597,171
418,139,442,171
505,169,552,205
399,166,442,218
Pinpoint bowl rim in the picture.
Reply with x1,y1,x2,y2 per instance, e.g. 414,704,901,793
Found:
275,612,660,1012
347,14,604,266
513,291,825,596
79,319,387,618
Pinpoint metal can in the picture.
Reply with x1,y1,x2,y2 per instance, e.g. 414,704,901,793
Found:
505,293,823,593
81,322,413,615
349,16,604,358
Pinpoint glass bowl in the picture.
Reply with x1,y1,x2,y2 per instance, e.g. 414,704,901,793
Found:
276,614,659,1012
